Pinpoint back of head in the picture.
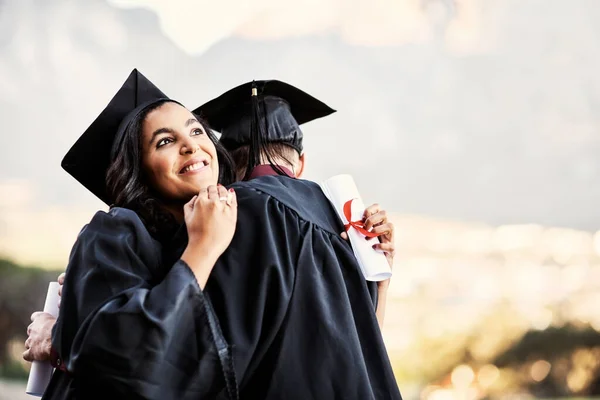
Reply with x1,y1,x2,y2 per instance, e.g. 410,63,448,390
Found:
229,142,299,182
194,80,336,180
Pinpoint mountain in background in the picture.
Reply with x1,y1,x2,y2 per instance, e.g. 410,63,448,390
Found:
2,0,600,267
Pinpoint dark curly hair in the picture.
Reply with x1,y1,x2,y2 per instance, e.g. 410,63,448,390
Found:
105,100,235,241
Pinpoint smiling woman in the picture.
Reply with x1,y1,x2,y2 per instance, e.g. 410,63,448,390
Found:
141,104,221,214
105,99,234,240
44,69,240,400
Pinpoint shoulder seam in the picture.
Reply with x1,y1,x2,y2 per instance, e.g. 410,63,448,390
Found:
242,186,344,241
87,207,162,261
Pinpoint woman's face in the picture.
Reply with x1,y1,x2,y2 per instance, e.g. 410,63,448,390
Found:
140,102,219,203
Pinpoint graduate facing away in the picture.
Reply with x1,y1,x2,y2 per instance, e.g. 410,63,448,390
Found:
197,79,401,399
195,79,335,181
40,70,402,400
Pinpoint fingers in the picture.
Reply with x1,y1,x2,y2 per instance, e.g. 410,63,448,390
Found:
364,210,387,231
217,185,236,207
58,272,65,305
199,185,227,206
194,187,208,204
23,349,32,362
366,223,394,242
372,242,395,255
190,185,237,211
228,188,237,207
27,322,33,335
24,337,31,350
216,185,228,201
373,242,396,269
210,185,237,208
31,311,43,322
207,185,219,200
363,203,380,220
183,196,198,222
184,195,198,213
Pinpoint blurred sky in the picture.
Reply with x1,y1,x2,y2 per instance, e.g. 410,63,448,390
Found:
3,3,600,398
2,0,600,266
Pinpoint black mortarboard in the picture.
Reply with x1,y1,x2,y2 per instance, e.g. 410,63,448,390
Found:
61,69,171,204
194,80,335,180
194,80,336,154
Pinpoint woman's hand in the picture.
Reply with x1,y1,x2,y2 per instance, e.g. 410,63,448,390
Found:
363,204,394,329
57,272,65,308
363,204,395,291
23,271,64,362
23,312,56,362
340,203,395,288
340,203,395,329
182,185,237,288
185,185,237,256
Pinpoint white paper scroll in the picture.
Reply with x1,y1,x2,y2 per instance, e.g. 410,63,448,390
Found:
26,282,60,397
321,174,392,282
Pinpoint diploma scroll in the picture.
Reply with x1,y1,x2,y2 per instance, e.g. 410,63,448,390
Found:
26,282,60,397
321,174,392,282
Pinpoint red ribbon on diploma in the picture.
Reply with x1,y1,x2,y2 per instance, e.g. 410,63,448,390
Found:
343,199,379,238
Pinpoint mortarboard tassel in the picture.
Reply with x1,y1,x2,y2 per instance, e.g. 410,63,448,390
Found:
243,81,295,181
244,82,263,180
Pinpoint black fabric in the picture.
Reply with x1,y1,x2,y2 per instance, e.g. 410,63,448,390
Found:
43,208,234,400
61,69,172,204
169,175,401,400
43,177,401,400
193,80,336,154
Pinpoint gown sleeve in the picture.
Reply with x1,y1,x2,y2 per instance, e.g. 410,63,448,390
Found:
48,208,236,400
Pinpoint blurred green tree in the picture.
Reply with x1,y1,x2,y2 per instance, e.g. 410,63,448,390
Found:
0,258,62,378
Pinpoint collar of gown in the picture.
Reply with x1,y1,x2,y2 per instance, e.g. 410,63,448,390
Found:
247,164,295,180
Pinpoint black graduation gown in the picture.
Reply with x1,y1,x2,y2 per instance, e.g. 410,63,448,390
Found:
42,207,237,400
167,175,402,400
44,175,401,400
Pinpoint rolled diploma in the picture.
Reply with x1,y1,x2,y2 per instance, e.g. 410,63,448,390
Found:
26,282,60,396
321,174,392,281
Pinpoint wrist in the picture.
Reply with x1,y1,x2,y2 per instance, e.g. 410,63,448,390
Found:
187,236,222,260
181,240,221,289
377,281,390,293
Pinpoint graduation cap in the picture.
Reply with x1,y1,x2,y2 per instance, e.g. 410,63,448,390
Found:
61,69,172,204
193,80,335,179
